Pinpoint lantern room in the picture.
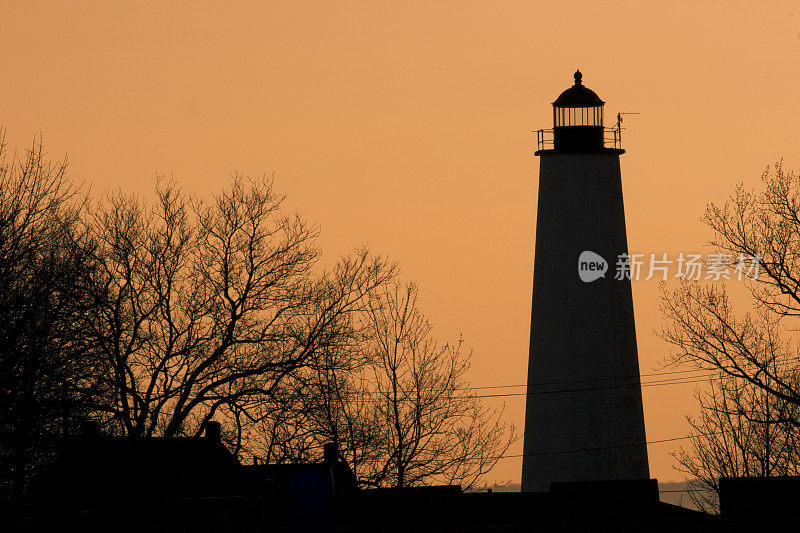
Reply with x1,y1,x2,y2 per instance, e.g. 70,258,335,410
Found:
552,70,605,152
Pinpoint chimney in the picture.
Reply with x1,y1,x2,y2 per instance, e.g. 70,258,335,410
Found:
205,421,221,444
324,442,338,465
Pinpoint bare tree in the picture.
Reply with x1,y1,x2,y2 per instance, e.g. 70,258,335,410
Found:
362,282,515,489
80,175,394,453
661,163,800,409
0,131,98,498
672,370,800,512
0,132,511,494
263,281,515,490
660,161,800,509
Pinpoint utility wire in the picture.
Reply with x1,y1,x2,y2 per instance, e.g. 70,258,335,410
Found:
659,488,716,493
329,374,715,403
489,431,725,461
473,376,712,399
467,367,713,391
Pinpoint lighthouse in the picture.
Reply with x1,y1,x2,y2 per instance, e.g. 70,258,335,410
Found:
521,71,650,492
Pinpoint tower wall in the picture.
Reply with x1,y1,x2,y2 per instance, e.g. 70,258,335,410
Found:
521,152,649,492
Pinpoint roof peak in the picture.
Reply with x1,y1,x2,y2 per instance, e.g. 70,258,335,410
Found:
552,70,604,108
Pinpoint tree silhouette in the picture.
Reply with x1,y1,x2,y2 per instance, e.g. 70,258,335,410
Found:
258,281,515,489
0,132,513,496
660,161,800,510
670,369,800,512
0,131,99,498
80,176,394,452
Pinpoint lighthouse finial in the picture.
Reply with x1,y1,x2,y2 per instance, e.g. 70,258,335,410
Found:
574,69,583,85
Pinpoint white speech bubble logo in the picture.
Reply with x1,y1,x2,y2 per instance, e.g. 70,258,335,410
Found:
578,251,608,282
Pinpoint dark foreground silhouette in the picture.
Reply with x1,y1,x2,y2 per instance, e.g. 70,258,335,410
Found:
6,423,799,532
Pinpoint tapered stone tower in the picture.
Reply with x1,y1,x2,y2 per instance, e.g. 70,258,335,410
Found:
521,71,649,492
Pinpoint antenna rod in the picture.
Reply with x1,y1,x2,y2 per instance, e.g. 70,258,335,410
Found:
615,112,640,145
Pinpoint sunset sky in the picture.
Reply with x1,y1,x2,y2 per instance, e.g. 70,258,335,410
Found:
2,1,799,485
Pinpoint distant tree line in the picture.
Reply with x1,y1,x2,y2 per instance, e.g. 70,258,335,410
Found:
0,130,514,499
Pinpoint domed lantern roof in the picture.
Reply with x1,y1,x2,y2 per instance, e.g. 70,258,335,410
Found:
546,70,611,152
551,70,605,134
552,70,605,107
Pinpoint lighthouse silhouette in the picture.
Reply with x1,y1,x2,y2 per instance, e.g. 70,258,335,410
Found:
521,70,650,492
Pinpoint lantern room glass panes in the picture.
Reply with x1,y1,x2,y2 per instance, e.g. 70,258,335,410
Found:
553,105,603,127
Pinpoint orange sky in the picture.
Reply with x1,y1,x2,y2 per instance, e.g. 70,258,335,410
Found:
2,1,799,485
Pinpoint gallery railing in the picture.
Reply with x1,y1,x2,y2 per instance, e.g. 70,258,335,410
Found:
535,124,623,152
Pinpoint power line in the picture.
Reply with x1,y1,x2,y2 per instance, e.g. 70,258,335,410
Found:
466,354,800,392
473,376,711,399
324,373,715,404
490,431,724,461
467,367,712,391
659,488,716,493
